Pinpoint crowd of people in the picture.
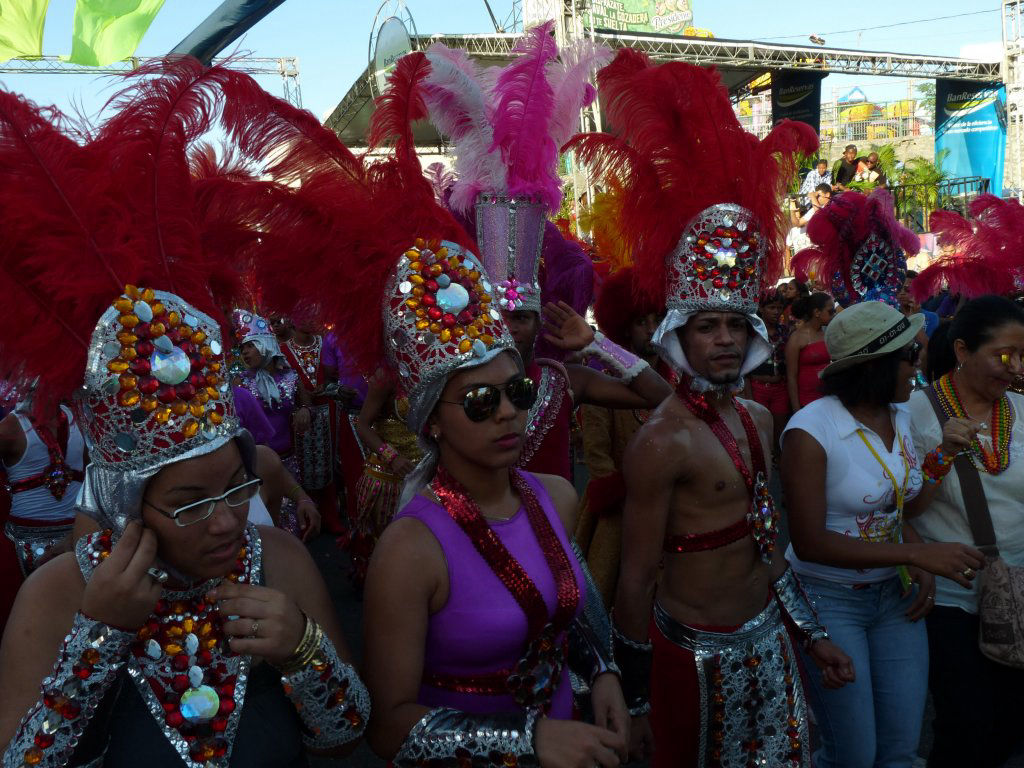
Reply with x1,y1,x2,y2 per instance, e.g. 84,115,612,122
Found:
0,22,1022,768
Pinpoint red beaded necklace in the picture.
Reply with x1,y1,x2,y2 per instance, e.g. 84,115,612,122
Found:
935,373,1014,475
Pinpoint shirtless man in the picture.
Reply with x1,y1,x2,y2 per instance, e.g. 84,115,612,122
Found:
614,310,855,767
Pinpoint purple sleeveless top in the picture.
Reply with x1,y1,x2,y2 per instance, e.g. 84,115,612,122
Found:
395,470,584,718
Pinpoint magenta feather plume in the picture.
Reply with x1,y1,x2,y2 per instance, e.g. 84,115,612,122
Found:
422,44,505,212
489,21,561,211
547,38,612,149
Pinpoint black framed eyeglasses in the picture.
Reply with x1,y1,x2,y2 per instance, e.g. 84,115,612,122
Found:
438,375,537,423
900,341,922,366
144,477,263,527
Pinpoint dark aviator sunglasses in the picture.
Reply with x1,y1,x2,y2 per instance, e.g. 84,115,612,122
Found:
438,375,537,423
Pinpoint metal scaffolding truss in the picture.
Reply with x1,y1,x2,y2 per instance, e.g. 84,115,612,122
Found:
596,33,1002,81
325,30,1001,145
0,55,303,106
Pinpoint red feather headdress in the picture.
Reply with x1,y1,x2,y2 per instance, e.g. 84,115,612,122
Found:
565,49,816,375
566,49,816,315
237,52,514,434
0,57,297,479
792,187,918,307
911,195,1024,301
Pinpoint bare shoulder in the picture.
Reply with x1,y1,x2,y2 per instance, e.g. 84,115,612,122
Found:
532,473,578,533
371,516,447,586
736,396,772,436
2,552,83,644
625,397,695,475
258,524,322,590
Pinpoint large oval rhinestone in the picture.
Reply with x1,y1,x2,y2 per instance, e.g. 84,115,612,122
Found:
151,347,191,385
435,283,470,315
179,684,220,723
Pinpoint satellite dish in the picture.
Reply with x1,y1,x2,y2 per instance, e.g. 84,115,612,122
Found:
368,0,418,97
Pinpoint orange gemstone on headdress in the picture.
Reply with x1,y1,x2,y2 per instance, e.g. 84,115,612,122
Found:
205,387,219,400
429,264,443,277
189,402,204,418
412,286,424,297
469,270,480,281
118,315,139,329
410,274,424,285
467,326,480,338
117,332,138,345
119,374,138,391
171,401,188,416
191,331,206,344
458,339,472,353
107,360,130,373
182,420,199,438
437,246,448,258
429,323,441,334
114,297,134,313
200,346,213,358
119,390,141,407
141,288,155,302
409,261,422,272
125,285,141,299
149,302,165,316
439,330,452,343
149,322,166,337
208,411,223,425
167,311,181,327
155,408,171,424
119,346,137,361
141,396,158,412
405,299,419,310
414,238,426,249
480,334,494,346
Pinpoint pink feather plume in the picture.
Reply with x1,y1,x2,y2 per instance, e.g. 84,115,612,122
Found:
488,21,561,211
547,37,612,150
422,44,505,212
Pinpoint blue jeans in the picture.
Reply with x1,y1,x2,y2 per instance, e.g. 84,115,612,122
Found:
796,574,929,768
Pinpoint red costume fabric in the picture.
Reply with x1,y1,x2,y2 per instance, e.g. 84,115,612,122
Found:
517,360,573,481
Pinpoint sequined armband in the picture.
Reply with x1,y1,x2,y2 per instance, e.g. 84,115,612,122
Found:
569,616,620,694
772,567,829,647
3,612,133,768
611,622,652,717
394,708,540,768
583,331,649,382
277,617,370,749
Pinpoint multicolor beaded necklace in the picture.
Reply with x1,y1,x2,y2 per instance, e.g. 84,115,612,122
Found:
77,526,259,767
935,373,1014,475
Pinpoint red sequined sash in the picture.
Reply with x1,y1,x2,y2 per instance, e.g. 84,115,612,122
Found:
281,339,322,392
664,516,750,553
665,381,769,554
7,410,82,500
431,467,580,640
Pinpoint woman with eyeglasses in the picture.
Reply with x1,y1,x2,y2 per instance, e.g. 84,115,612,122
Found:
781,301,987,768
0,63,371,767
905,295,1024,768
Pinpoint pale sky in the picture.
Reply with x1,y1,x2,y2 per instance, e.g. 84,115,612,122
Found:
0,0,1004,123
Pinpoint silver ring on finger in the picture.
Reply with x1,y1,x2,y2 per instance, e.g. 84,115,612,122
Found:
249,621,259,639
146,567,169,584
963,567,975,579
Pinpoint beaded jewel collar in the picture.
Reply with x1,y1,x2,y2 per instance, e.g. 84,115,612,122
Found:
76,525,260,768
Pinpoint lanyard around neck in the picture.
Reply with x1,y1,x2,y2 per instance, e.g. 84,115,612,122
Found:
856,427,910,514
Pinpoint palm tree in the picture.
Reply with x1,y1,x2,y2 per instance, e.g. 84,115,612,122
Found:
898,150,951,231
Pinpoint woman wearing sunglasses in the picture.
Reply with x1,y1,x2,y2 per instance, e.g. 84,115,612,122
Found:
0,62,369,767
781,301,986,768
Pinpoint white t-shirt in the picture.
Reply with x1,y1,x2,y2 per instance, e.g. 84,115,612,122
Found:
907,389,1024,613
783,395,923,584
